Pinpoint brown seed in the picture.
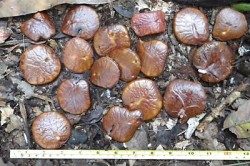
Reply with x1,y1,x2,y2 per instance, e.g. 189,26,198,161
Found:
63,37,94,73
109,48,141,82
32,111,71,149
90,57,120,88
93,25,131,56
19,45,61,85
137,40,168,77
191,41,234,83
163,79,207,123
103,106,142,142
122,78,162,121
20,12,56,41
57,79,91,115
213,8,248,41
131,10,166,37
173,7,209,45
61,5,99,40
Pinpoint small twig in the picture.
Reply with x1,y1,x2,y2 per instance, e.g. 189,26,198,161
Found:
0,39,45,47
197,83,249,132
31,94,52,103
19,98,31,148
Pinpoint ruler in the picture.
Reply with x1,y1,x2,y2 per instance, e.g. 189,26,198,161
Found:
10,150,250,160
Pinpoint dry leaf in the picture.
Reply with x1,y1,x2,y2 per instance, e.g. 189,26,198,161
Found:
223,100,250,138
237,138,250,150
0,158,15,166
185,112,206,139
0,27,12,44
10,77,34,98
195,122,226,150
174,140,191,149
0,0,114,18
0,105,14,125
5,114,23,133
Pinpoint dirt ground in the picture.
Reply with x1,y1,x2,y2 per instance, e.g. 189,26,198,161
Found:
1,0,250,166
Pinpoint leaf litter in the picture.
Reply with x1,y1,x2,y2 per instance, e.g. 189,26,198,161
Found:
0,1,250,166
223,100,250,138
0,105,14,126
0,0,115,18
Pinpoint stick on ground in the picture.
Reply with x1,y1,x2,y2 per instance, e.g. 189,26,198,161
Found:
197,83,249,132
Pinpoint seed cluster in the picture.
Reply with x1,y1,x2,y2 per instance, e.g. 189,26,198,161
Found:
20,5,248,147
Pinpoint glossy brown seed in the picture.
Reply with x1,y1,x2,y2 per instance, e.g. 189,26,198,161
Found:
192,41,234,83
131,10,166,37
90,57,120,88
102,106,142,142
93,25,131,56
213,8,247,41
109,48,141,82
21,12,56,41
19,45,61,85
137,40,168,77
164,79,207,123
122,78,162,121
61,5,99,40
32,111,71,149
173,7,209,45
63,37,93,73
57,79,91,115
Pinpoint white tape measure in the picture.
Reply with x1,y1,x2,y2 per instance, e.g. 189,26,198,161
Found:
10,150,250,160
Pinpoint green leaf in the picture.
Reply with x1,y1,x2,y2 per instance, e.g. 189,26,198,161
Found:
232,3,250,12
229,123,250,138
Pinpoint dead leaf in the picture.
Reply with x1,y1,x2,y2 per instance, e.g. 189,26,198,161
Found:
0,61,8,79
237,138,250,150
12,130,27,147
5,114,23,133
0,158,15,166
185,112,206,139
124,128,148,150
0,0,115,18
223,100,250,138
113,0,137,18
195,123,226,150
32,107,43,116
174,140,191,149
135,0,173,15
0,105,14,125
65,113,81,125
0,27,12,44
10,76,34,98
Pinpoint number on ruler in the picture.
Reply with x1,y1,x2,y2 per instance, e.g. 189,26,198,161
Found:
243,152,249,155
188,152,194,155
224,152,231,155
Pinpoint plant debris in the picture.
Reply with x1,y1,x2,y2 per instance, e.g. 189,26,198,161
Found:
223,100,250,138
0,0,115,18
0,1,250,165
0,105,14,126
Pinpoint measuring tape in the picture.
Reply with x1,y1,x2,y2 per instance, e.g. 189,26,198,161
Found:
10,150,250,160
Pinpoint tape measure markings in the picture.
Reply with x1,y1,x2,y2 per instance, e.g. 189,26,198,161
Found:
10,150,250,160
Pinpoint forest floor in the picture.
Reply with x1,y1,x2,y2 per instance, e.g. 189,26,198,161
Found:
1,0,250,166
